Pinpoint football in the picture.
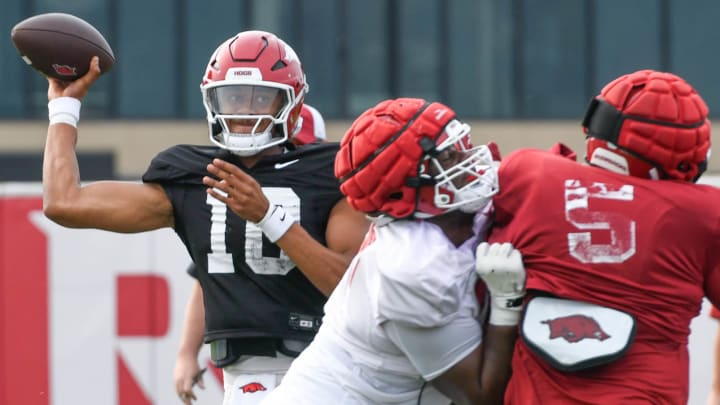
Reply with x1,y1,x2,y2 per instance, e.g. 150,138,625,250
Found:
10,12,115,81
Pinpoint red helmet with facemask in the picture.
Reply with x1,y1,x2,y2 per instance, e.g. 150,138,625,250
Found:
583,69,711,182
335,98,498,223
201,31,308,156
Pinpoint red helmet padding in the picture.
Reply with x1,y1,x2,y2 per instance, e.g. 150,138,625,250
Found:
596,69,711,182
335,98,456,218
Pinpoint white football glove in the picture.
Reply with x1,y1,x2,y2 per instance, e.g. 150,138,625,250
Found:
475,242,526,326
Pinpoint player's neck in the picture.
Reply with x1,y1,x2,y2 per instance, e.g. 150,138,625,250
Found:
428,211,475,247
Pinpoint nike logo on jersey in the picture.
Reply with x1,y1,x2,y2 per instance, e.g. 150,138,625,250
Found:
274,159,299,169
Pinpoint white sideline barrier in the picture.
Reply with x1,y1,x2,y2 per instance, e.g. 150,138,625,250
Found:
0,183,224,405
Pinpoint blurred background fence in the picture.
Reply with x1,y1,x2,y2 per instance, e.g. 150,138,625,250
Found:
2,0,720,179
3,0,720,120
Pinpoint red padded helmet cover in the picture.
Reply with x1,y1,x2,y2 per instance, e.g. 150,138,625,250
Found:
593,69,711,182
335,98,456,218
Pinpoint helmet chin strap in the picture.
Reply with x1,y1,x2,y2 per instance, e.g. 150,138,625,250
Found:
229,148,260,157
587,141,661,180
213,117,289,156
587,147,630,176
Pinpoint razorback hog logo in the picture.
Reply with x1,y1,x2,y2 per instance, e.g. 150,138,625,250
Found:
541,315,610,343
52,64,78,76
240,382,267,393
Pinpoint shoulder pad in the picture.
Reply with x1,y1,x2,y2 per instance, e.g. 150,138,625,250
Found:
374,221,478,327
142,145,224,185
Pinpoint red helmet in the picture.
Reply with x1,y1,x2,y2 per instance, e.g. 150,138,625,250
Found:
201,31,308,156
335,98,498,222
582,69,711,182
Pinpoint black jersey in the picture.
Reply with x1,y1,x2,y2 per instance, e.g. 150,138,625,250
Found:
142,143,342,347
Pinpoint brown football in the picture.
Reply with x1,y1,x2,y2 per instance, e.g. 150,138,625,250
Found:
11,12,115,81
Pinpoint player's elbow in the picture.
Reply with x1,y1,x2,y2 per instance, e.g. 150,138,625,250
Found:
43,199,80,227
321,273,344,296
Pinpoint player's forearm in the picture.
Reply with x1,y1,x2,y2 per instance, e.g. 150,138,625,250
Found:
177,282,206,357
276,223,349,296
43,123,173,231
43,123,83,222
479,324,517,404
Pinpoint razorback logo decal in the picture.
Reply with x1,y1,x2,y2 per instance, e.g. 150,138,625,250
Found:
52,64,78,76
240,382,267,393
542,314,610,343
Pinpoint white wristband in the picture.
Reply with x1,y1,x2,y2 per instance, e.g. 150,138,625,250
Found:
488,296,524,326
256,205,295,243
48,97,81,128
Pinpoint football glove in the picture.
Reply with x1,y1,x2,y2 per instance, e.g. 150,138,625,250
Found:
475,242,526,326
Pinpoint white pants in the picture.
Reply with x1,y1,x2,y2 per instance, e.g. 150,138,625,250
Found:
222,353,294,405
261,336,453,405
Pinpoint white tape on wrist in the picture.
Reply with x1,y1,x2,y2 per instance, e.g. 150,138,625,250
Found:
489,295,524,326
256,205,295,243
48,97,81,128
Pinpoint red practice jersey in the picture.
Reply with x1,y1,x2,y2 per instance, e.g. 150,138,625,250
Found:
490,147,720,404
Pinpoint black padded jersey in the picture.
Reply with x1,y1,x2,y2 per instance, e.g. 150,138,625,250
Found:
142,143,342,345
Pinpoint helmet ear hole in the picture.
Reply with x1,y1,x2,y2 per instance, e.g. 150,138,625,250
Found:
677,162,691,172
434,194,451,205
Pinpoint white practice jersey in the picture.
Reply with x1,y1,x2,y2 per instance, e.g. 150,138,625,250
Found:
262,214,489,405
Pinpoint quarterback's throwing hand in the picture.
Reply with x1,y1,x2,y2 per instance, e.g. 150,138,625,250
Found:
475,242,526,326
